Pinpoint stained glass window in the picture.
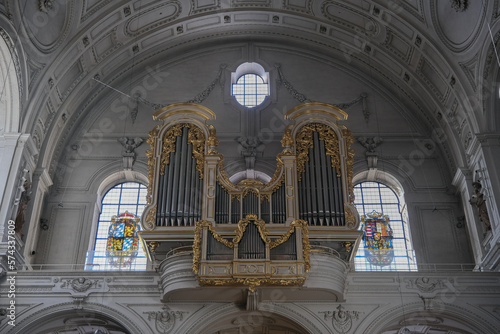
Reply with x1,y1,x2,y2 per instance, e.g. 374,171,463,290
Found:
353,182,417,271
86,182,147,271
232,74,268,107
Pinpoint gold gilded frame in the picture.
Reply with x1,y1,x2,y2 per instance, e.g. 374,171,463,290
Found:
193,215,310,291
295,123,341,179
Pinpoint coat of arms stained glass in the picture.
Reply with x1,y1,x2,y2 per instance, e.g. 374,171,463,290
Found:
361,211,394,266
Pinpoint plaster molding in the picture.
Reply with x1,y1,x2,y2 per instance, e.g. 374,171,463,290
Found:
430,0,483,52
124,2,182,37
20,0,76,54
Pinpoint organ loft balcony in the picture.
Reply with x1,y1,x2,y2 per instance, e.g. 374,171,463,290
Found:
138,102,362,303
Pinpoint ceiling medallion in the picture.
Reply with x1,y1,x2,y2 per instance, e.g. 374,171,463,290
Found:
450,0,468,12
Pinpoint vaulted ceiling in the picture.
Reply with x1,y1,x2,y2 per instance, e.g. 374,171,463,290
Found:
2,0,499,182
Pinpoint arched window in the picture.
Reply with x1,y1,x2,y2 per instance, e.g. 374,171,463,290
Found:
231,62,269,108
86,182,148,271
353,181,417,271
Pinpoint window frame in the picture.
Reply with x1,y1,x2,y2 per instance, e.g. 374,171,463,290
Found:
231,62,270,108
87,181,148,271
353,181,417,272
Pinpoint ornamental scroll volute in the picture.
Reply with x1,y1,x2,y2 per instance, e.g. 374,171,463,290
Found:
140,103,217,232
285,103,360,230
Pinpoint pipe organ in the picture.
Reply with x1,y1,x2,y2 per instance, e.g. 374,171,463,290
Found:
140,102,361,293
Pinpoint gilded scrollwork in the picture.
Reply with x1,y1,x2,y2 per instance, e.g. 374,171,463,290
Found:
232,215,270,245
298,219,311,271
295,123,340,180
144,205,156,230
159,123,206,179
344,204,356,229
187,125,206,178
192,220,205,274
159,124,184,175
146,125,161,204
215,150,285,198
198,277,305,293
342,128,355,204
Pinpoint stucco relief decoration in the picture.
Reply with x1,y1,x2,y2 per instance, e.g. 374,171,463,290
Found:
358,137,382,153
450,0,468,12
14,180,32,237
320,305,360,333
118,137,144,170
59,277,101,293
39,0,54,13
469,181,491,231
414,277,442,293
144,306,186,333
406,277,444,310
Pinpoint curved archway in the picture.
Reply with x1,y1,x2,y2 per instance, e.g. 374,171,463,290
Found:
181,304,326,334
8,302,149,334
0,28,20,134
360,302,497,334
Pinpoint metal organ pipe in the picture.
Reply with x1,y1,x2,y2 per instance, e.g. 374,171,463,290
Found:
155,127,205,227
297,131,346,227
172,129,187,225
177,128,189,226
182,143,193,226
157,169,165,226
318,139,330,226
312,132,325,225
319,141,333,226
324,143,336,226
336,171,345,226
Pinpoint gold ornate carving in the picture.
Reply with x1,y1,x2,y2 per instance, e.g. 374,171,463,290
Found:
341,241,353,253
215,153,238,194
342,128,355,204
146,125,161,204
207,124,219,148
188,125,206,178
238,179,265,188
344,204,356,229
144,205,156,230
295,123,340,180
159,124,184,175
193,220,207,273
208,225,233,249
269,220,300,248
148,241,160,253
216,151,285,198
159,123,206,178
232,215,270,245
281,125,294,149
198,278,305,293
297,219,311,272
267,154,286,193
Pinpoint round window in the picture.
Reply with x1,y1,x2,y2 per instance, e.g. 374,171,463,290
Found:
232,73,268,108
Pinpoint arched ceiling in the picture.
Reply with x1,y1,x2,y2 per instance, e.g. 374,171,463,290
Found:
3,0,500,180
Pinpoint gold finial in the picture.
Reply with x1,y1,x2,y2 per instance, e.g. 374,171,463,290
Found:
281,125,294,149
207,125,219,148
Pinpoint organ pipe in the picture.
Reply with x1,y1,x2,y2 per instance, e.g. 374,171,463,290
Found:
298,130,346,227
155,126,203,227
